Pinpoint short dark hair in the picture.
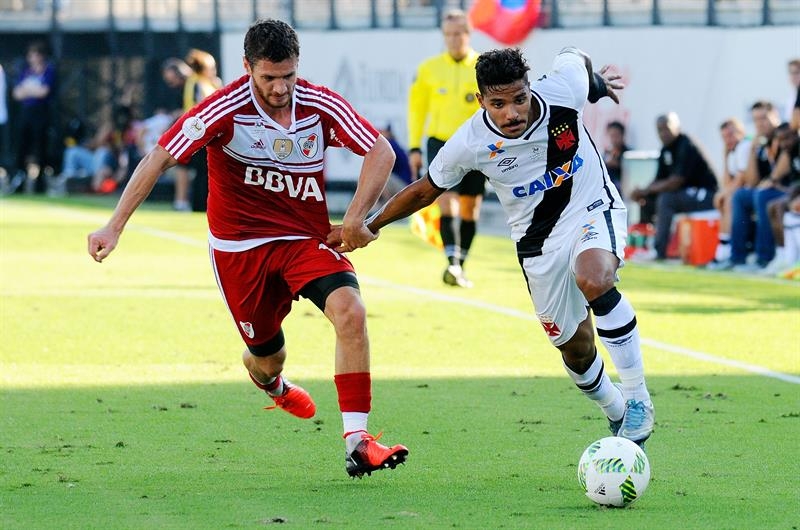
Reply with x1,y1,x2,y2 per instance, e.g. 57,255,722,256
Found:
751,100,774,112
475,48,530,94
244,19,300,66
607,121,625,134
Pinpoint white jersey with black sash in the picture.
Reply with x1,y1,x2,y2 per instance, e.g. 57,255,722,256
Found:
428,51,626,258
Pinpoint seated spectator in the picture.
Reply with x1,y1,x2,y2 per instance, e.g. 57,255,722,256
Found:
630,112,718,260
137,107,192,211
722,101,782,272
603,120,630,193
779,185,800,279
762,125,800,274
711,118,751,263
48,116,119,196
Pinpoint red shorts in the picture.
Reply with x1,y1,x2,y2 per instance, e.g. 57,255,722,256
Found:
210,238,355,347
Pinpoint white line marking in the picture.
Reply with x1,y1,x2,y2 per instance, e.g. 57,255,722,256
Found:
63,207,800,385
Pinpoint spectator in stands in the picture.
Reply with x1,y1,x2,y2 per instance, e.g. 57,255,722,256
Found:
760,124,800,274
0,63,8,186
784,58,800,125
160,57,191,118
159,58,193,211
377,124,413,206
183,48,223,212
48,116,115,196
779,185,800,278
630,112,717,260
137,107,192,211
9,40,57,194
711,118,751,263
719,101,782,271
603,120,629,193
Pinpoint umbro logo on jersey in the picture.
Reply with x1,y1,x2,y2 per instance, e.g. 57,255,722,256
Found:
497,157,517,167
487,141,505,160
581,220,599,243
512,155,584,197
251,138,266,150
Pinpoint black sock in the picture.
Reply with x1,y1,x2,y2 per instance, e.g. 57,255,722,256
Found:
440,215,458,265
459,220,476,266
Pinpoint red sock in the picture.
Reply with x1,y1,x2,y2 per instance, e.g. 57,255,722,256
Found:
249,372,282,394
334,372,371,412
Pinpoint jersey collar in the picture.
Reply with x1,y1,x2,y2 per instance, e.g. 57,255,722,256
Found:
249,79,298,134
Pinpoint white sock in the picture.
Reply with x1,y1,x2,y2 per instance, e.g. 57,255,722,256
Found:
563,353,625,422
343,412,369,452
594,294,651,402
783,211,800,264
715,234,731,261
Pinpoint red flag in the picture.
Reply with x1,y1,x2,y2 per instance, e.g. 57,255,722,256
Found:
469,0,541,45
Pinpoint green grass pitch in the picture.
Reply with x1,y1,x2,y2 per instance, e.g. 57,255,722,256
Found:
1,196,798,529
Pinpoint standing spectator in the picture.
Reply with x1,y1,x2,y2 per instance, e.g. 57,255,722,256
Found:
408,9,486,288
377,124,413,206
721,101,782,271
783,59,800,124
160,58,193,211
87,19,408,478
603,120,629,193
341,47,655,448
160,57,191,117
711,118,751,263
0,63,8,183
10,40,57,194
630,112,718,261
183,49,223,213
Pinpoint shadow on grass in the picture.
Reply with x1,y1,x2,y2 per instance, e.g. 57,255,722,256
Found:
1,375,798,529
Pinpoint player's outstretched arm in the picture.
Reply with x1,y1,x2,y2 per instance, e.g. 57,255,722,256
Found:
328,176,441,252
338,135,395,251
87,146,177,262
368,176,442,232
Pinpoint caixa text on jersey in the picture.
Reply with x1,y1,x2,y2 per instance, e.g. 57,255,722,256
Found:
244,167,324,201
512,154,584,198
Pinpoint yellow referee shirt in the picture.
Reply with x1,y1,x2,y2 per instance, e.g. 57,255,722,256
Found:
407,50,480,151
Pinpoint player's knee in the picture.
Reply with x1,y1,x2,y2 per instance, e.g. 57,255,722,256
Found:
329,294,367,334
575,273,615,302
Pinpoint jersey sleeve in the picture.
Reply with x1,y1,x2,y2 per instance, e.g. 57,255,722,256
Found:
158,93,228,165
427,126,474,190
549,50,590,111
314,85,378,156
407,61,431,150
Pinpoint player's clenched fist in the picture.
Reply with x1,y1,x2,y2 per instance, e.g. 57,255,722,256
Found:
87,227,120,263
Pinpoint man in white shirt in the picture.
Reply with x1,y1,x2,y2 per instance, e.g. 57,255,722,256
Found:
334,47,655,447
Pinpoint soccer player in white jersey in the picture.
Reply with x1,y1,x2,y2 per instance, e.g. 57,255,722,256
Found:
334,47,655,447
87,19,408,477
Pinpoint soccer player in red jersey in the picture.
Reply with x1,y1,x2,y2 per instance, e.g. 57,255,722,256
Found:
87,19,407,478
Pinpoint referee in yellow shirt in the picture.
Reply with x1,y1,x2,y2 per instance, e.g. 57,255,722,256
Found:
408,9,486,288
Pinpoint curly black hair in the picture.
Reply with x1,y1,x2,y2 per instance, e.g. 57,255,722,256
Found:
244,19,300,65
475,48,530,94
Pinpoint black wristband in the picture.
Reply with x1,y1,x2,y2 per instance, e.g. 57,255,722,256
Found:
587,72,608,103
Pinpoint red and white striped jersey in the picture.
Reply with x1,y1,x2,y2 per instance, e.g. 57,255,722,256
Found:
159,75,379,251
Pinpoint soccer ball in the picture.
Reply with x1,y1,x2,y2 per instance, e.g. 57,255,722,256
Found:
577,436,650,507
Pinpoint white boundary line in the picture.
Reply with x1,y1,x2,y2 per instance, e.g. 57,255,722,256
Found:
59,204,799,385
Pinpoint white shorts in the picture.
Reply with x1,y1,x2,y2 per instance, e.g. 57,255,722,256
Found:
520,208,628,347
